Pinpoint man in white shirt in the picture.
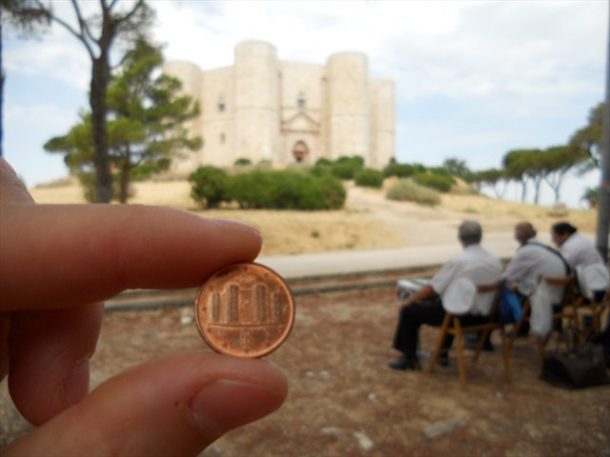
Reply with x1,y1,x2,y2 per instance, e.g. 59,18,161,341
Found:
551,222,609,303
503,222,569,335
504,222,568,303
389,220,502,371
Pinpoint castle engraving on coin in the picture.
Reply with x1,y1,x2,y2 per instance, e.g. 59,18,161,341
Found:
195,263,295,358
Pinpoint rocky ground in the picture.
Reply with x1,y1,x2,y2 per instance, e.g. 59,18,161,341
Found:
2,286,609,456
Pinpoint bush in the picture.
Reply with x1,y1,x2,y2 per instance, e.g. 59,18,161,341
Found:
130,158,171,181
327,155,364,180
336,155,365,167
315,158,333,167
310,164,333,177
189,166,229,208
386,178,441,206
383,162,426,178
331,162,359,180
354,168,384,188
234,157,252,166
229,170,345,210
412,172,454,193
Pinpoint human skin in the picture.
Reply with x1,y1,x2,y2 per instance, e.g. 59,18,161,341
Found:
0,158,287,456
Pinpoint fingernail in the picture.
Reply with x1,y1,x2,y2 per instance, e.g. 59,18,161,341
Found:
63,358,90,407
211,219,261,237
189,379,282,436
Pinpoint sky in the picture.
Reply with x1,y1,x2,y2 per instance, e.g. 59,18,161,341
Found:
3,0,608,207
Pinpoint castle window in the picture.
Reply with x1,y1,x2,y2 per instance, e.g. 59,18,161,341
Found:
218,97,225,112
297,92,306,109
220,133,226,144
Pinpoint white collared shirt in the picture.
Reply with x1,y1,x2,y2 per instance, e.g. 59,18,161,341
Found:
560,233,604,270
503,238,566,304
430,244,502,315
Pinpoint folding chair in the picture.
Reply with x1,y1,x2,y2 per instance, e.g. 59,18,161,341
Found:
428,282,509,387
573,289,610,343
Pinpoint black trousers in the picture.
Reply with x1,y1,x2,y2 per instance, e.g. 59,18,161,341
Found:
392,298,489,359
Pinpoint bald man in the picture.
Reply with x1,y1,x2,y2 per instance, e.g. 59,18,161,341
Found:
503,222,569,333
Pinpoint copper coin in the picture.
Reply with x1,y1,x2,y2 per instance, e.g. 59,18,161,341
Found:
195,262,295,358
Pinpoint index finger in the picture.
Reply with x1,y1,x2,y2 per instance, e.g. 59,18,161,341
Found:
0,204,261,311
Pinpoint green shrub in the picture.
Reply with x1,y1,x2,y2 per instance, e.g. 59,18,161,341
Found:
336,155,365,167
383,162,426,178
316,174,346,209
189,166,229,208
315,158,333,167
130,158,170,181
428,166,453,178
386,178,441,206
234,157,252,166
354,168,384,188
310,164,333,177
331,162,358,180
229,170,345,210
412,172,454,193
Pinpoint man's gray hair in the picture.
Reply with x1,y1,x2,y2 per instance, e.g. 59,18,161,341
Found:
458,220,482,245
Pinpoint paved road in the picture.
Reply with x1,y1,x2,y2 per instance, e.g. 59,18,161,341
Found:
258,231,545,280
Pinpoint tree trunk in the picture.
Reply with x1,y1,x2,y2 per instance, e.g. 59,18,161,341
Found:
534,179,542,205
90,56,112,202
520,180,527,202
119,156,130,204
553,185,561,203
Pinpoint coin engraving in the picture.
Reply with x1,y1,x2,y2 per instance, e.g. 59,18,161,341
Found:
195,263,295,357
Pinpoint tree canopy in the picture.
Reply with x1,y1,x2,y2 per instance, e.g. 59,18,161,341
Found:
5,0,154,202
45,38,201,203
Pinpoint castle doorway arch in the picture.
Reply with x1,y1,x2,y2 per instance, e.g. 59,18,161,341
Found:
292,141,309,163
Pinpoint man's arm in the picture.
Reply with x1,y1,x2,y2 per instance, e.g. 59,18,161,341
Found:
503,249,533,286
403,284,436,307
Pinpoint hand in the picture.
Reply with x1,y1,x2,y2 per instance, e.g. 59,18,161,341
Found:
0,159,287,456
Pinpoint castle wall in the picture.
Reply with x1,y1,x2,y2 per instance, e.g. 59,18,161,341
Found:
234,41,280,164
279,61,324,163
370,80,395,168
326,52,370,163
162,61,204,171
200,66,235,167
163,41,394,172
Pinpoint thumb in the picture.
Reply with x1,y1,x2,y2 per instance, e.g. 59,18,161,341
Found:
4,351,287,457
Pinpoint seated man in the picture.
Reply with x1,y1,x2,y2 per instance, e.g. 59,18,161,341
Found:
551,222,609,302
389,220,502,371
503,222,569,333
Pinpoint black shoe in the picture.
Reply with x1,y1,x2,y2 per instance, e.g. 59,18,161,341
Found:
389,355,419,371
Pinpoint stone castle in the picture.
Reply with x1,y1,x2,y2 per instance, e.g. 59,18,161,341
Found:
164,40,395,170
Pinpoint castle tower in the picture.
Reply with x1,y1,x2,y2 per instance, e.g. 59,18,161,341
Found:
162,61,204,170
234,41,280,164
326,52,370,163
370,80,395,168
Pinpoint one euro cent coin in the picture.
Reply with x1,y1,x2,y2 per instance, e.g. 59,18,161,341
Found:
195,262,295,358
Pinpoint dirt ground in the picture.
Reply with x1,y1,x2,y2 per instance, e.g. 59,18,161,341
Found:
29,178,597,256
2,286,609,456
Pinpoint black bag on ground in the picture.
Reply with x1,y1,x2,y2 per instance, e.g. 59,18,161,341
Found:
591,326,610,368
541,344,609,389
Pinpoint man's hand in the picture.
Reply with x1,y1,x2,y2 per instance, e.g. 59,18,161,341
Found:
0,158,287,456
400,285,436,310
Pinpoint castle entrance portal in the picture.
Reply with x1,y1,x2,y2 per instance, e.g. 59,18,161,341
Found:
292,141,309,163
